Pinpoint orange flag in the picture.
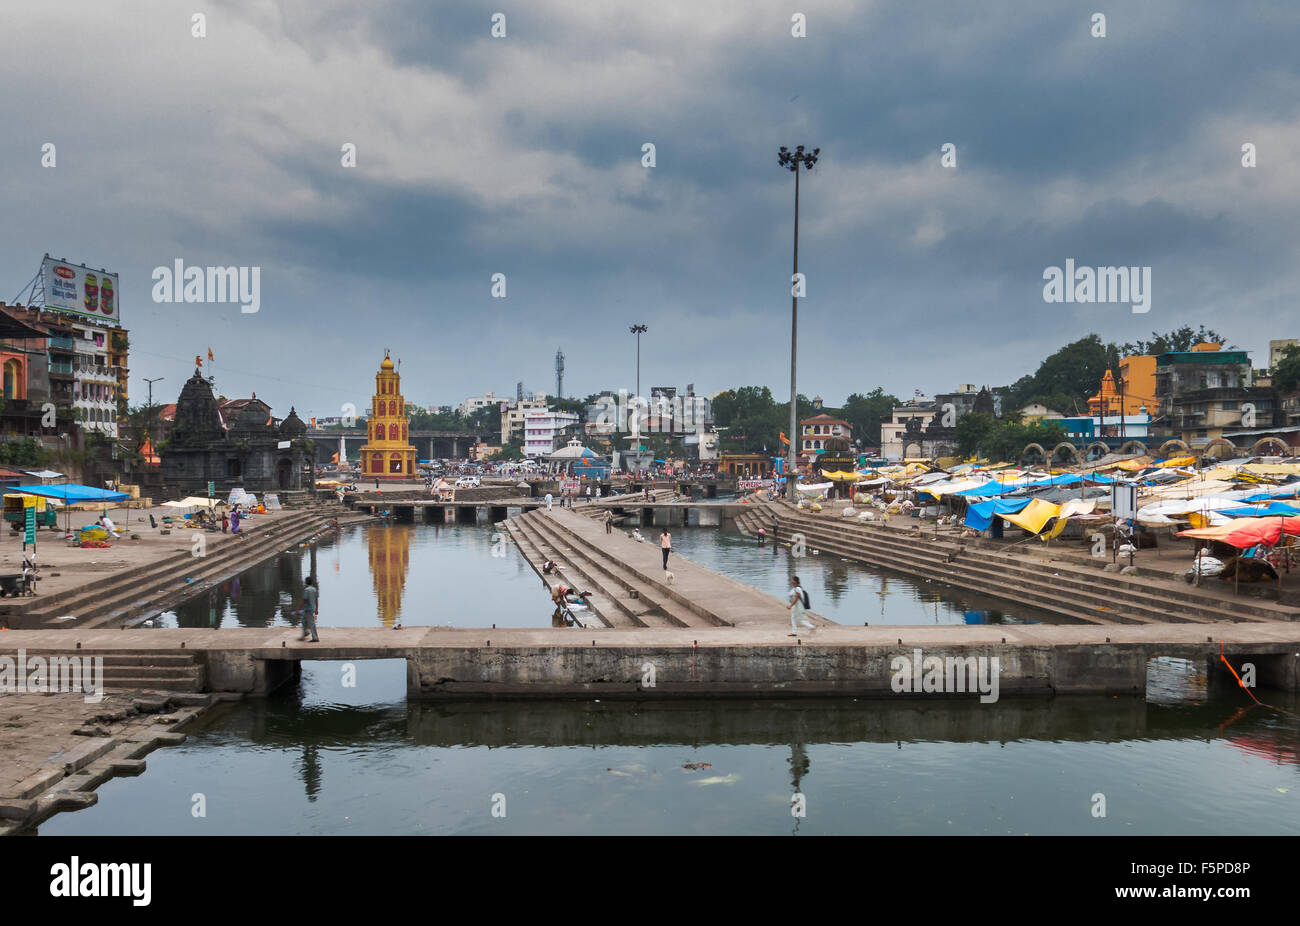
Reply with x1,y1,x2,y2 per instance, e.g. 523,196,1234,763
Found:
195,355,203,367
207,348,214,363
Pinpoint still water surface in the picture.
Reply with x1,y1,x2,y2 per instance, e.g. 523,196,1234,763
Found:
62,522,1294,835
154,521,1060,630
35,659,1300,835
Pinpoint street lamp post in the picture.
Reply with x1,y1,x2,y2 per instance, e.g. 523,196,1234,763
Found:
778,145,819,499
629,324,647,398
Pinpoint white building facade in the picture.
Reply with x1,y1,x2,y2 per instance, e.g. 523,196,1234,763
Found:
524,410,580,457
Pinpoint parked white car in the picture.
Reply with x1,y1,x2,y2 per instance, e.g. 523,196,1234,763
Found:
455,476,481,488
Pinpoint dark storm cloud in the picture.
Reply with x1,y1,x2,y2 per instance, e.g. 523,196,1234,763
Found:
2,0,1298,414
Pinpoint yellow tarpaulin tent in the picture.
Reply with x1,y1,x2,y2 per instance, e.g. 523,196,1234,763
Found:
1000,498,1061,534
1241,463,1300,477
823,470,864,481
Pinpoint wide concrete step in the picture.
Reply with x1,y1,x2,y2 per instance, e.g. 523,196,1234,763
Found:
781,511,1248,620
93,514,329,625
507,519,622,628
773,509,1276,626
530,513,734,628
779,518,1153,620
23,512,325,623
101,675,204,693
521,515,703,628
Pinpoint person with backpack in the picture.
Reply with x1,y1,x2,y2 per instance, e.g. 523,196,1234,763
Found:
786,575,812,635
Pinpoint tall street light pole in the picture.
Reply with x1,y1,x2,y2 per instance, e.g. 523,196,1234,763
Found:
143,376,165,443
778,144,819,499
630,324,647,398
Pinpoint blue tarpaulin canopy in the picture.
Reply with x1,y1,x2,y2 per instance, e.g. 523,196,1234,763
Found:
953,481,1019,497
1215,502,1300,518
964,497,1031,531
12,484,129,503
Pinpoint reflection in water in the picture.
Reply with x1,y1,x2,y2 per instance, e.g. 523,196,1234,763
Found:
164,522,1066,631
369,523,412,627
34,682,1300,836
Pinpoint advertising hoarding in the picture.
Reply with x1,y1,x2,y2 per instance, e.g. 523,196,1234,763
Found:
42,257,120,322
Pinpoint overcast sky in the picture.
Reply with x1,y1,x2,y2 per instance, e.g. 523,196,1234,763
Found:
3,0,1298,421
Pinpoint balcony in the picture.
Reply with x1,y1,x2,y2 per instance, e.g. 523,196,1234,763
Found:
48,360,74,376
48,335,77,352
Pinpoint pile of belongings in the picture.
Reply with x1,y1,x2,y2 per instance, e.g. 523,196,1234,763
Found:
75,525,110,548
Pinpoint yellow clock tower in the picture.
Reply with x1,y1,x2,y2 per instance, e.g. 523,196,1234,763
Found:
360,350,416,479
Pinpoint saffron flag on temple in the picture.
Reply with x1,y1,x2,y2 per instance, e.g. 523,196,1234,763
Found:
208,348,214,362
195,355,202,367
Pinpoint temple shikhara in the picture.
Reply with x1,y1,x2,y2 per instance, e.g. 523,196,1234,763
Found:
360,350,416,479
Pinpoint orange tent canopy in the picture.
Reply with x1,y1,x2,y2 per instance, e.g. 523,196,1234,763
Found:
1177,515,1300,548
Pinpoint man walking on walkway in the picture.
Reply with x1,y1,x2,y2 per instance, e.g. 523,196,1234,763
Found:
660,527,672,570
299,576,320,642
605,510,614,534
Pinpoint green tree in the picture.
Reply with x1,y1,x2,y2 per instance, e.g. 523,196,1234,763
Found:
839,387,899,447
1120,325,1234,356
956,413,1065,463
1273,344,1300,395
0,437,51,467
1010,334,1118,414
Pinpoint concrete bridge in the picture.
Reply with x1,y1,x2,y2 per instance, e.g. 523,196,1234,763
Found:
2,623,1296,699
307,428,489,462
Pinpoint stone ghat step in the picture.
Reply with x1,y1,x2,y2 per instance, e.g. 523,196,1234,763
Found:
772,504,1291,622
20,511,325,623
511,517,642,628
101,675,204,693
525,512,715,629
773,509,1279,626
774,514,1171,624
506,518,623,628
22,512,331,629
2,651,201,668
772,512,1211,624
99,665,201,680
520,513,711,628
532,511,744,628
99,513,339,629
769,498,1297,623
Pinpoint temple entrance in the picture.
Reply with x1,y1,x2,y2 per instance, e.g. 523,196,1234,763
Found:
390,453,403,474
277,457,292,490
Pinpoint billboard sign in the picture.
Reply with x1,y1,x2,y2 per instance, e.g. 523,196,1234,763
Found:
43,257,120,322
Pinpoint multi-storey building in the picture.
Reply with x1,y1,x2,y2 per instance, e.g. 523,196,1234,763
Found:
523,409,580,457
1151,345,1273,444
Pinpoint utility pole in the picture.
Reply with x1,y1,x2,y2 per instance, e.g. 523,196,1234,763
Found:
778,144,820,499
143,376,165,443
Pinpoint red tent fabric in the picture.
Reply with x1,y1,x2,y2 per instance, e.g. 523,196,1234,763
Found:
1178,515,1300,548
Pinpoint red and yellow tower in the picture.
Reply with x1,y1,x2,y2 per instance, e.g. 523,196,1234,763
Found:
360,350,416,479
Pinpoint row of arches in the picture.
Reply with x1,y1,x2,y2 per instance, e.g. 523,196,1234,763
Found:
1020,436,1292,465
373,398,402,417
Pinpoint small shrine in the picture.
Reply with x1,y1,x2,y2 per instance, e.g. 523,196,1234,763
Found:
360,350,416,479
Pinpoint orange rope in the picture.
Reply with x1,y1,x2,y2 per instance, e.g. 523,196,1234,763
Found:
1219,641,1299,719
